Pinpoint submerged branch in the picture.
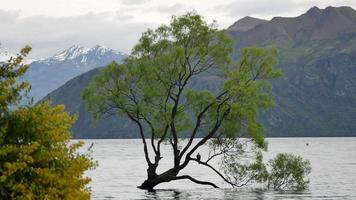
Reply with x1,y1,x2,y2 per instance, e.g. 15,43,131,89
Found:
173,175,219,188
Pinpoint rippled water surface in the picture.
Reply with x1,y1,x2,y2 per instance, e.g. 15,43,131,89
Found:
82,138,356,200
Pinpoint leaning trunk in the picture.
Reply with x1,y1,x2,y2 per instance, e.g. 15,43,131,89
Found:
138,168,179,190
138,178,161,190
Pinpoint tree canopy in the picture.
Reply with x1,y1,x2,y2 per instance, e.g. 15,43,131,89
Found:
83,12,309,190
0,47,95,199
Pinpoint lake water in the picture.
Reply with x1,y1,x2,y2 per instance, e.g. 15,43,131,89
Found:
82,138,356,200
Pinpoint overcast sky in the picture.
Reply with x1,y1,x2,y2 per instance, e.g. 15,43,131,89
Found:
0,0,355,58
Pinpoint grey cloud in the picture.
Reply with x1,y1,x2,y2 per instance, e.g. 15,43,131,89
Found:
0,10,153,58
142,3,192,22
115,12,134,20
154,4,187,14
113,0,149,5
0,10,20,24
327,0,356,8
219,0,304,17
219,0,356,20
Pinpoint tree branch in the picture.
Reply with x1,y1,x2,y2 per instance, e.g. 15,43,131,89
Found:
180,100,231,170
190,158,237,187
142,117,158,155
127,113,152,165
173,175,219,188
179,90,229,159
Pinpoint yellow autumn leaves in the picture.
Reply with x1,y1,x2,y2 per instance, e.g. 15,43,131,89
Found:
1,47,95,199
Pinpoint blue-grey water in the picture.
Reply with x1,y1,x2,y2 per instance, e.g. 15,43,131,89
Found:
82,138,356,200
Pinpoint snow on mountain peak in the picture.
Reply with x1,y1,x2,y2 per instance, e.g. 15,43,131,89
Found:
24,44,127,66
46,45,123,63
52,45,90,61
27,45,124,65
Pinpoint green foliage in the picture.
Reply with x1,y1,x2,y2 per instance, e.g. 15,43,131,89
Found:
0,47,95,199
83,12,281,146
216,139,269,187
219,144,312,191
267,153,311,191
83,12,235,139
83,12,293,190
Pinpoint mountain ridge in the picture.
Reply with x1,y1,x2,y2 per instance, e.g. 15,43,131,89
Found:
229,6,356,49
227,16,268,32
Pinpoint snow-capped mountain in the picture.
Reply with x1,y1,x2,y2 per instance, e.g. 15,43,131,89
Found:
24,45,127,102
39,45,124,65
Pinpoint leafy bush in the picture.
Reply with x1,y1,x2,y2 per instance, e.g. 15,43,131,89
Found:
0,47,96,199
0,102,96,199
267,153,311,190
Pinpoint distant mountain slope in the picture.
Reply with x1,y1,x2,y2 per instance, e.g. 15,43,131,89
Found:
45,6,356,138
24,45,127,101
227,6,356,137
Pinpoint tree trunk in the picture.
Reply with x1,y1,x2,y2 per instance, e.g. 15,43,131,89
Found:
138,168,179,190
138,178,161,190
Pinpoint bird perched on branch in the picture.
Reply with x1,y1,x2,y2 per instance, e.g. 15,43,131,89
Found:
196,153,201,163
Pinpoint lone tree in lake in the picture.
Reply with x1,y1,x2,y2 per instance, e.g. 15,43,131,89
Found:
83,12,310,190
